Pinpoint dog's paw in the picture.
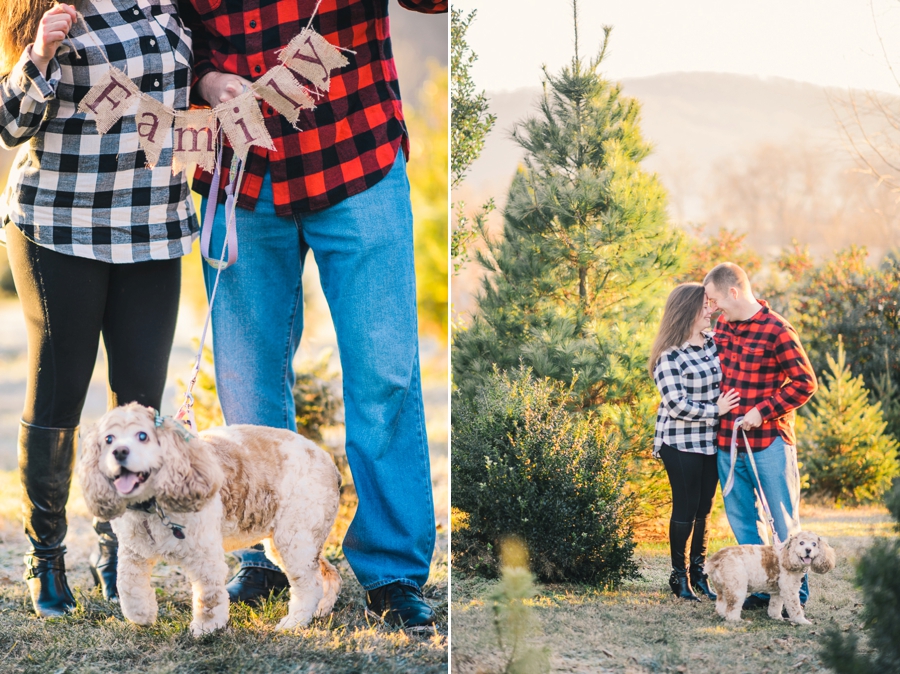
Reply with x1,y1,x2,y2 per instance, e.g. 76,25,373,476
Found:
190,618,227,637
121,605,158,626
790,615,812,626
276,612,313,631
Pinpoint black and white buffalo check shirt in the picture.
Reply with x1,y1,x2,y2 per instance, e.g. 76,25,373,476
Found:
653,333,723,457
0,0,197,263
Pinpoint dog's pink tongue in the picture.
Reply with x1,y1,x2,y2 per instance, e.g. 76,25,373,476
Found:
114,472,140,494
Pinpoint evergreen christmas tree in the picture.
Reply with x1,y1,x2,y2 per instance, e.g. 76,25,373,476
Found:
820,479,900,673
452,23,682,410
799,338,900,504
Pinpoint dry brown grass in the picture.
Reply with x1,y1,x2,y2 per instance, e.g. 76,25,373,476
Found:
451,505,893,674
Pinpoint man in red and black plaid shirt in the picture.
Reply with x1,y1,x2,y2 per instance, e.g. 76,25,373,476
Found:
704,262,818,611
180,0,447,629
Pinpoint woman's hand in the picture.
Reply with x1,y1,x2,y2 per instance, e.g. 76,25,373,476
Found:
196,71,260,106
717,389,740,416
31,3,77,76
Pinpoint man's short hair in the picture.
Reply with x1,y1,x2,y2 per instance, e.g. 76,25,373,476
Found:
703,262,751,293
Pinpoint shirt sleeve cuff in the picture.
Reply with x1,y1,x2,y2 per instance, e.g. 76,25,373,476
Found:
15,47,59,102
756,401,775,421
190,60,216,107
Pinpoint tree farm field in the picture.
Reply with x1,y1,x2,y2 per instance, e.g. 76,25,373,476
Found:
451,505,895,674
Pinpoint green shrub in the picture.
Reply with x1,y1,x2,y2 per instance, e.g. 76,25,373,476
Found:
452,366,638,585
820,479,900,673
799,339,899,504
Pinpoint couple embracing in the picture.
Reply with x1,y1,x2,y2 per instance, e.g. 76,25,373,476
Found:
650,263,818,607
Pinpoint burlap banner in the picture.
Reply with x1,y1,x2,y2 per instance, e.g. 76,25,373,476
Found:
77,25,350,172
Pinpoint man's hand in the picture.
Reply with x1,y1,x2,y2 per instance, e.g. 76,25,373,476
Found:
741,407,763,430
196,71,260,106
30,3,76,77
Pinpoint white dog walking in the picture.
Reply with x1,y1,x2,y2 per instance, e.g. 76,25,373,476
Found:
77,403,342,636
704,532,835,624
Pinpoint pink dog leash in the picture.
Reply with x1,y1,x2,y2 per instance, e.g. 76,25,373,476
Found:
175,142,246,431
722,416,781,546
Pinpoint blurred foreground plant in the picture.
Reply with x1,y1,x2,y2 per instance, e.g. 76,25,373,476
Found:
489,538,550,674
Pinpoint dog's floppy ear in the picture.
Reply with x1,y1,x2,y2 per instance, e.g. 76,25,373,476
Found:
77,422,127,521
780,533,806,572
811,535,836,575
153,418,223,512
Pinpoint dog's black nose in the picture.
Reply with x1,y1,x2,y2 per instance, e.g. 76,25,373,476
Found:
805,548,812,555
113,446,129,462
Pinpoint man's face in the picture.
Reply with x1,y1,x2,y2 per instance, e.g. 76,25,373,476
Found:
704,283,739,321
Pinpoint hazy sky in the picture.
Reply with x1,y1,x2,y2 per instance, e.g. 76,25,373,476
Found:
454,0,900,94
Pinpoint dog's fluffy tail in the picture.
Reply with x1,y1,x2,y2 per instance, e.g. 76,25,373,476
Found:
315,557,342,617
703,552,722,580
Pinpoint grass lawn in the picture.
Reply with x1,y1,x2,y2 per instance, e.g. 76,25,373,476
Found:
450,505,894,674
0,458,448,673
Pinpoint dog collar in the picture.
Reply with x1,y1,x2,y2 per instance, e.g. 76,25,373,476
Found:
127,497,186,540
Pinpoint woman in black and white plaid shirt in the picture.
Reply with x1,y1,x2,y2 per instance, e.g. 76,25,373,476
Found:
0,0,196,618
649,283,740,603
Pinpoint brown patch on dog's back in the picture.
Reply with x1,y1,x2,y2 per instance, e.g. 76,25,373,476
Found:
203,428,287,532
761,546,780,586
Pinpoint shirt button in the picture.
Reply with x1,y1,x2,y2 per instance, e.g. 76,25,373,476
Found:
255,65,262,74
150,39,156,47
267,106,274,115
133,8,140,15
153,79,160,88
250,19,257,28
712,367,717,373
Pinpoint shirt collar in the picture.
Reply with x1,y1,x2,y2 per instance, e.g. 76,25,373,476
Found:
680,330,714,350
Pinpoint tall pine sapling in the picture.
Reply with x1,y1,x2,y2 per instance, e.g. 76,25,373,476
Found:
452,25,682,410
799,338,899,504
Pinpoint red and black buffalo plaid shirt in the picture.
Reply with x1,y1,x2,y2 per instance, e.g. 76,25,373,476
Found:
180,0,447,216
713,300,817,453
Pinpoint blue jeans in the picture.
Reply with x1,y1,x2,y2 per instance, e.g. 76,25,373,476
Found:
201,152,435,591
717,437,809,603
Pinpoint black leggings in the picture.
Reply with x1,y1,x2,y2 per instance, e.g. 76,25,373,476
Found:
6,224,181,428
659,444,719,522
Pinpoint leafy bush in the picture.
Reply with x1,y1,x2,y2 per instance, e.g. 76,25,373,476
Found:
452,366,638,585
820,479,900,673
799,339,899,504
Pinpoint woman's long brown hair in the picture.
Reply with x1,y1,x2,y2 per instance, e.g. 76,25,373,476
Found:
648,283,708,377
0,1,82,77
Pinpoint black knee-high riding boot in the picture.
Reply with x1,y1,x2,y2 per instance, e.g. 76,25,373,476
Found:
689,515,716,599
19,421,78,617
668,519,700,601
89,519,119,602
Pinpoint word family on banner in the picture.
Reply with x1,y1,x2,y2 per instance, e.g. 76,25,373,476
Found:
77,25,350,174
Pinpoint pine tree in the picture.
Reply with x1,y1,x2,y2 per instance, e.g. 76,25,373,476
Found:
799,338,900,504
451,8,496,271
820,479,900,673
452,24,682,409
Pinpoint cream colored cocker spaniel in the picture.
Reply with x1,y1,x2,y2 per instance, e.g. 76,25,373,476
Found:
77,403,342,636
704,531,835,624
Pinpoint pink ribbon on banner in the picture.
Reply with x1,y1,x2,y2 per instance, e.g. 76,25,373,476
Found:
199,146,240,270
